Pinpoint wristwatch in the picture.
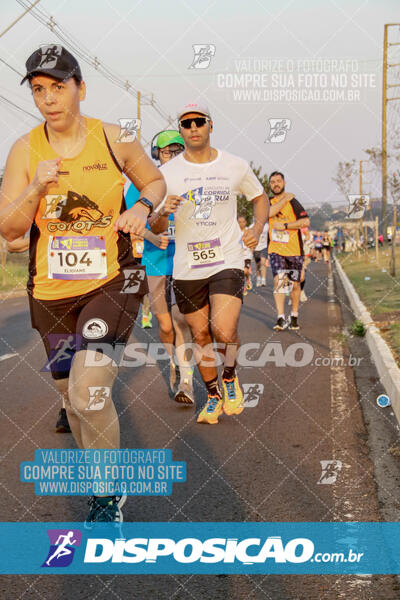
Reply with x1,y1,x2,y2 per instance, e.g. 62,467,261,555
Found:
284,222,288,230
138,197,153,216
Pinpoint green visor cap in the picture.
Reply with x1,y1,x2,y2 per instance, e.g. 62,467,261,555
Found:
156,130,184,149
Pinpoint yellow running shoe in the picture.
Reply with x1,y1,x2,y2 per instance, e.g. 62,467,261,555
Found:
197,394,223,425
141,311,152,329
222,376,244,416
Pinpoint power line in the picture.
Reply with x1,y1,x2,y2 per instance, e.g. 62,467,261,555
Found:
0,56,23,77
0,94,41,121
0,0,41,39
16,0,174,129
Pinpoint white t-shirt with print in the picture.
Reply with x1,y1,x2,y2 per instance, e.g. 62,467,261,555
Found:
160,149,264,280
240,228,254,260
254,222,269,251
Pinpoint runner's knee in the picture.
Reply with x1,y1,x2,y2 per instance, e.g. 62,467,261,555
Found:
68,351,117,413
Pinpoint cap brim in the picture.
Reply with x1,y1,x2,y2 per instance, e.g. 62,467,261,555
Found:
158,136,184,149
20,68,81,86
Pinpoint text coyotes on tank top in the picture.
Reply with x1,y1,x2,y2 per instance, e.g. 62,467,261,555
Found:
28,117,134,300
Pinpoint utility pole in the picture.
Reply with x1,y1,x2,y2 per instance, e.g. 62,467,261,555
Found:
360,159,368,261
390,172,400,276
382,23,400,244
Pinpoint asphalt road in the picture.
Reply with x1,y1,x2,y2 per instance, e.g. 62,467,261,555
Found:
0,260,399,599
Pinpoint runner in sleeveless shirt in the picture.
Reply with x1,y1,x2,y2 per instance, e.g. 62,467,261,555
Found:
0,46,165,524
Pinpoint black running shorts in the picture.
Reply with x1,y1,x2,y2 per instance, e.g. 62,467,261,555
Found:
29,267,148,380
173,268,245,314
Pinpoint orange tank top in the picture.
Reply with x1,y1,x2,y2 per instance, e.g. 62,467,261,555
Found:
28,117,135,300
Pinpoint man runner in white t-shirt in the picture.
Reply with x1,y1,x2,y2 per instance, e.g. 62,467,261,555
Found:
152,101,269,424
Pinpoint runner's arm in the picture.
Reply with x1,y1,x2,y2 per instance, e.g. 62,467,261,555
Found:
242,192,269,249
7,237,29,252
269,193,294,217
149,196,181,234
274,198,310,230
104,123,165,208
252,192,269,235
143,229,168,249
275,217,309,230
0,136,60,241
104,123,166,236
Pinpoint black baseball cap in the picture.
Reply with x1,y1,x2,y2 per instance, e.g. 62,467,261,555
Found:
20,44,82,85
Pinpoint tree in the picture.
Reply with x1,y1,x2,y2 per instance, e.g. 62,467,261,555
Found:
332,160,357,199
237,162,271,224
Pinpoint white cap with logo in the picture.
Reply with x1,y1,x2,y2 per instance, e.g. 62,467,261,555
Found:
177,101,211,122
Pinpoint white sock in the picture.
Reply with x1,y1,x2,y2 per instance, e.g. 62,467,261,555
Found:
278,314,285,320
291,312,298,317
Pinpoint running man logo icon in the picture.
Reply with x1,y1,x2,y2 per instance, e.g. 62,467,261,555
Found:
38,45,62,70
121,268,146,294
265,119,292,143
317,460,343,485
274,270,295,295
347,195,370,219
41,334,80,373
42,529,82,568
116,118,141,143
86,386,111,411
42,194,67,219
243,383,264,408
188,44,216,69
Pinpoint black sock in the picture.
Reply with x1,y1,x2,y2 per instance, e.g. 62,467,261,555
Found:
223,365,236,380
205,376,220,396
300,280,305,290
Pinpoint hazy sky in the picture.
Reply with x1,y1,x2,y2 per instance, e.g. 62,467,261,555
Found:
1,0,399,208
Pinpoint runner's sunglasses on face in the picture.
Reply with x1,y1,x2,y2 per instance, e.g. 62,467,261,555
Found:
179,116,210,129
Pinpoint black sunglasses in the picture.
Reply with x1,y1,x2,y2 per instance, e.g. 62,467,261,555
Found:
179,116,209,129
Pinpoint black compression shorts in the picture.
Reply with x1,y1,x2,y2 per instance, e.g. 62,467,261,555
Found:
173,268,245,314
29,267,148,380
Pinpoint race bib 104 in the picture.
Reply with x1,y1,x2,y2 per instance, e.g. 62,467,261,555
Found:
187,238,225,269
48,236,107,280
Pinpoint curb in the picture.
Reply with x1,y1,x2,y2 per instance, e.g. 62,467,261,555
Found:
334,256,400,425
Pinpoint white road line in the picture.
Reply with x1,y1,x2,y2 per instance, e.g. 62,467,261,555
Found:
0,353,18,362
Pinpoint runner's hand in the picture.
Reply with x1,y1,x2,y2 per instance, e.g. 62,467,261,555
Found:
32,158,62,195
273,222,286,231
114,204,148,235
162,195,182,215
156,233,169,250
242,227,260,250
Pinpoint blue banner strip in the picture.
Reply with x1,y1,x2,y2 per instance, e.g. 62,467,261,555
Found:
1,522,400,575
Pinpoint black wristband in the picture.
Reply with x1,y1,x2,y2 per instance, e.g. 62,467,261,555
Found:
138,197,153,216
